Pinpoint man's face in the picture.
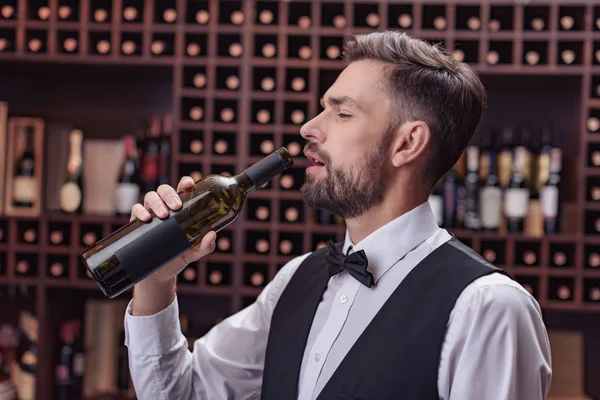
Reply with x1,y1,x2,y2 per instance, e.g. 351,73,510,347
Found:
300,60,396,218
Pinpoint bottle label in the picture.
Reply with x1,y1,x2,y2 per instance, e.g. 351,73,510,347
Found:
479,153,490,182
73,353,85,376
141,155,158,181
540,185,559,217
497,151,512,187
115,183,140,214
60,182,82,212
480,187,502,228
428,194,443,226
504,188,530,218
13,176,37,203
536,154,550,191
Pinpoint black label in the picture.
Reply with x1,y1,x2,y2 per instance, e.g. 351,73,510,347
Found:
115,217,191,283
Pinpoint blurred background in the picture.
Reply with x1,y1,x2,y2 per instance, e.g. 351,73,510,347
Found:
0,0,599,399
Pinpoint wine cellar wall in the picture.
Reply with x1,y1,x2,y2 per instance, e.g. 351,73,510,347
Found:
0,1,600,399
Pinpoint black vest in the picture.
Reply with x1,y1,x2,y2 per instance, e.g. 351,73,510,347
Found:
260,237,508,400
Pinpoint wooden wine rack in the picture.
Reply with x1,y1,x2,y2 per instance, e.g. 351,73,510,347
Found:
1,1,600,399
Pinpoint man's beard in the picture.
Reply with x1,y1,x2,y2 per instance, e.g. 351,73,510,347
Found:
300,130,394,219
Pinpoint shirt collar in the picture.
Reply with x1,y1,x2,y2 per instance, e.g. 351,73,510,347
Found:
342,201,441,284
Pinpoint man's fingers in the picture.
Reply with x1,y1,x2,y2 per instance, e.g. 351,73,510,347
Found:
176,176,195,193
144,191,170,219
131,203,151,221
182,231,217,265
157,184,182,210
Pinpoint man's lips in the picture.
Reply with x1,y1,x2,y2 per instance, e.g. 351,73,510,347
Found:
305,152,325,166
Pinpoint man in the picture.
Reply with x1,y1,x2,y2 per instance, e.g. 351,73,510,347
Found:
125,31,552,399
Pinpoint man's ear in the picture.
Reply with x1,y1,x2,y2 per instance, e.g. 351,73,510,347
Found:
391,121,431,168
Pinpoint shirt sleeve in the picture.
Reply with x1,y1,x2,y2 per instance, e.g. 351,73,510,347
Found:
438,273,553,400
124,253,310,400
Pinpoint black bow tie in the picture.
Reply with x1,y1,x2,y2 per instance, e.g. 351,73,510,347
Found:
325,240,374,288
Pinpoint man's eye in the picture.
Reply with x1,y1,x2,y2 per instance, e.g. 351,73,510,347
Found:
336,113,351,119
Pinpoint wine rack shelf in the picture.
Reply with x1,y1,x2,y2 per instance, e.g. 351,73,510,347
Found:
2,1,600,399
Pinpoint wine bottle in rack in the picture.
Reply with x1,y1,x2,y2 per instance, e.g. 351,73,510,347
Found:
289,3,311,28
257,4,276,25
91,33,111,55
158,114,172,186
463,144,481,230
539,129,562,234
504,137,531,233
35,5,51,20
122,3,142,23
442,166,457,229
497,127,514,189
479,132,501,232
14,308,38,399
59,129,84,214
456,7,481,31
319,2,345,28
61,35,78,53
57,4,75,21
91,2,110,23
12,126,36,208
157,5,177,23
55,320,84,400
0,37,11,53
115,135,141,216
1,4,15,19
81,148,294,298
453,153,467,228
27,33,45,53
140,116,160,194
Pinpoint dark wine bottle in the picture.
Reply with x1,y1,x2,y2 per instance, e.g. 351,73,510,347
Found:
55,320,83,400
539,128,561,233
463,144,481,230
115,135,141,216
158,114,172,186
81,148,294,298
442,168,457,229
140,116,161,194
59,129,84,214
12,126,36,208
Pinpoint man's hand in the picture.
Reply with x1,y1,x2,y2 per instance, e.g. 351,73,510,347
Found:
130,176,217,316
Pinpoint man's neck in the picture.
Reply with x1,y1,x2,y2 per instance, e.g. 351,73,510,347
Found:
344,192,429,246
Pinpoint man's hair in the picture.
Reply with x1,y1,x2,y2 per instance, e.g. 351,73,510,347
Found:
343,31,487,188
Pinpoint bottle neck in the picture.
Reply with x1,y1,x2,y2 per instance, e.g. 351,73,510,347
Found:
235,172,257,195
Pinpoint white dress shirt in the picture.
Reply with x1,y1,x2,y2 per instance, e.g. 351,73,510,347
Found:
124,202,552,400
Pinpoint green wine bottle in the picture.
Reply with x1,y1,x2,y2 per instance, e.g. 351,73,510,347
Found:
81,148,293,298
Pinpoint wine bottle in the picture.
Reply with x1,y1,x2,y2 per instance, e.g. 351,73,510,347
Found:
81,148,294,298
463,144,481,230
55,320,84,400
115,135,141,216
12,126,36,208
140,116,160,194
540,132,562,234
504,144,530,232
479,132,502,231
442,167,457,228
158,114,172,186
59,129,84,214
